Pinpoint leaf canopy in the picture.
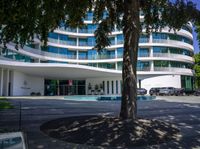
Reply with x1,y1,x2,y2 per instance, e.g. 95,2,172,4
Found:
0,0,200,49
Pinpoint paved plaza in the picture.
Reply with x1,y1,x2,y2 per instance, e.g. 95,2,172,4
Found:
0,96,200,149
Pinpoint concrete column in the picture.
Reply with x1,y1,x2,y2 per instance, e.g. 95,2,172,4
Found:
150,61,154,71
76,37,79,46
76,50,79,60
115,35,117,45
0,68,3,96
150,47,153,57
115,49,117,59
6,69,10,96
149,33,153,43
115,62,118,70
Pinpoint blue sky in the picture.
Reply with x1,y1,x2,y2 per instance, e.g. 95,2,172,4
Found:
192,0,200,53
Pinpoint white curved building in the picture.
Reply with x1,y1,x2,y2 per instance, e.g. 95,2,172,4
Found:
0,13,194,96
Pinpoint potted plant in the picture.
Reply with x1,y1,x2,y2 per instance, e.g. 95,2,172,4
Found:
99,83,104,95
88,83,92,95
95,84,99,95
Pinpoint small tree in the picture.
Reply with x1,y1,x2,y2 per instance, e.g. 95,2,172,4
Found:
194,53,200,88
0,0,200,120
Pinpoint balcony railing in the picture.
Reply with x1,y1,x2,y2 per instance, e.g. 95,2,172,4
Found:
154,67,192,73
153,53,194,61
137,67,151,71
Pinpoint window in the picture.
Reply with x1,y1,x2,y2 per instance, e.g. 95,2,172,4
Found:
79,51,87,59
153,47,168,53
112,81,114,94
88,50,97,60
117,48,123,58
137,61,150,71
153,33,168,40
79,38,88,46
48,32,58,39
116,80,118,94
138,48,149,57
154,60,169,67
88,37,95,46
139,34,149,43
102,81,105,92
117,35,124,44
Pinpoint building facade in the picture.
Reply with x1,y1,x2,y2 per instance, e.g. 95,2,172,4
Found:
0,12,194,96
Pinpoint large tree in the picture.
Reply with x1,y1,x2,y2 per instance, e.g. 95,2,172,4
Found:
0,0,200,119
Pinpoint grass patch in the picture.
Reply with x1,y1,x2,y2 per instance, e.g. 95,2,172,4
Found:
0,98,14,109
0,97,6,100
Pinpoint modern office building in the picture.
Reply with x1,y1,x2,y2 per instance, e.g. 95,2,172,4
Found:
0,12,194,96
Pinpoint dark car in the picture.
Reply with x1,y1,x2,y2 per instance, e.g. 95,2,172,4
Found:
174,88,185,96
159,87,175,96
137,88,147,95
194,89,200,96
149,87,160,96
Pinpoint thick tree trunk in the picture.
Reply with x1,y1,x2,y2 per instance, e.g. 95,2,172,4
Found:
120,0,140,120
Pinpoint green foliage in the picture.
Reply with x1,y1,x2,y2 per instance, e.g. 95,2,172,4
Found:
195,22,200,47
0,100,14,109
0,0,199,49
194,53,200,88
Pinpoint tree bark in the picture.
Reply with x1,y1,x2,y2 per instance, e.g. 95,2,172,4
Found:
120,0,140,120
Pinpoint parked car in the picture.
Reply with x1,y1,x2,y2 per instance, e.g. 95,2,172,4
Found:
174,88,185,96
149,87,160,96
194,89,200,96
137,88,147,95
159,87,175,96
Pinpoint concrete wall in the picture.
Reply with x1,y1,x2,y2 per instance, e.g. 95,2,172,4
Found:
86,75,181,95
11,71,44,96
139,75,181,94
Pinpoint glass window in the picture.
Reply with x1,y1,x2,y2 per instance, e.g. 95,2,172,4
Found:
116,80,118,94
48,32,58,39
58,48,67,55
79,38,88,46
86,11,93,21
67,50,76,59
139,34,149,43
88,50,97,60
59,34,67,41
137,61,150,71
107,50,115,59
117,34,124,44
154,60,169,67
88,37,95,46
67,37,76,45
79,51,87,59
117,48,123,58
153,47,168,53
98,63,115,69
153,33,168,40
138,48,149,57
117,62,122,70
48,46,59,53
109,37,115,45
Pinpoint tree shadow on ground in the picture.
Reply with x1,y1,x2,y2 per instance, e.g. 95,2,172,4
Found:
40,115,181,148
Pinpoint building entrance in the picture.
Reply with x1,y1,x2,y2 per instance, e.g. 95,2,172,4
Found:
44,79,86,96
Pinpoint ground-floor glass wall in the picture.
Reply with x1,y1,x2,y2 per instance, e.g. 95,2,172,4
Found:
181,75,194,91
44,80,85,95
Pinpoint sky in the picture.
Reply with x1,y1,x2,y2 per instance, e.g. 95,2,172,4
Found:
192,0,200,53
